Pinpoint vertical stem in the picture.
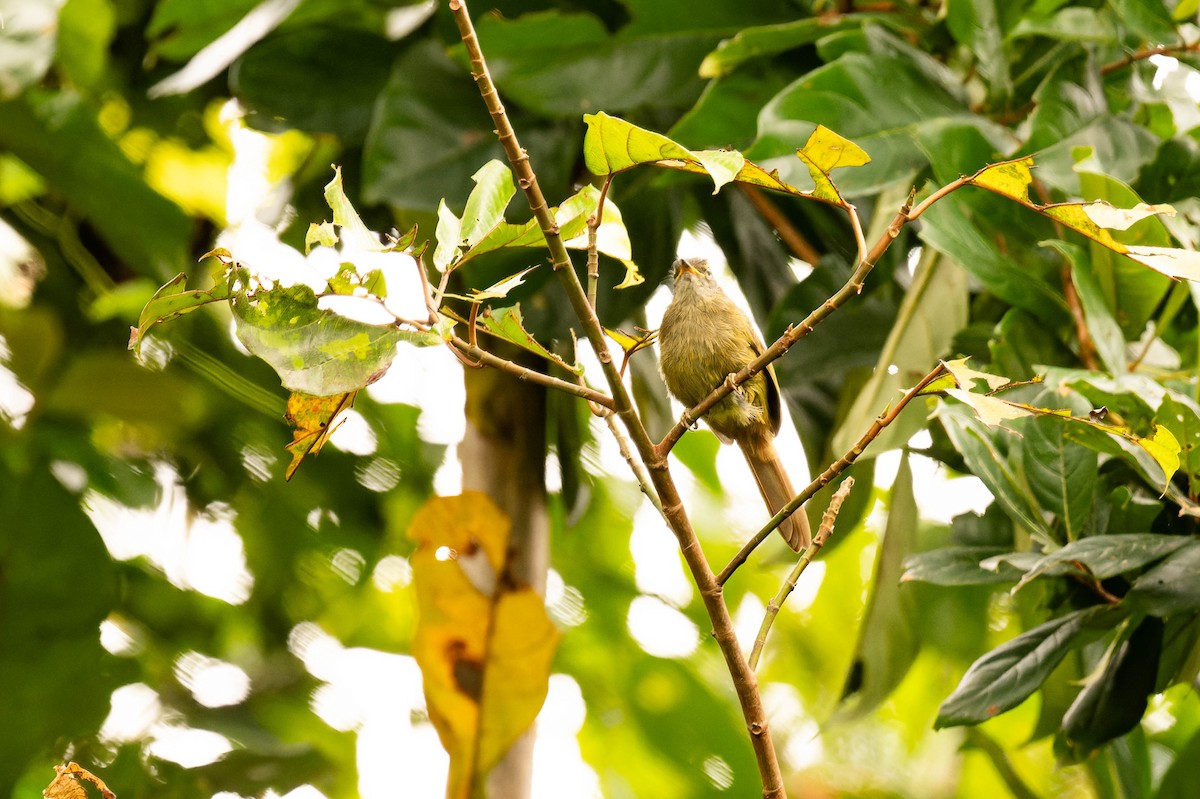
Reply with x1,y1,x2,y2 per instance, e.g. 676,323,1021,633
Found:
448,2,786,794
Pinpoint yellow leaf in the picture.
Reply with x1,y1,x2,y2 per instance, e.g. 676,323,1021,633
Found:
283,390,356,481
1138,424,1181,492
794,125,870,204
409,493,560,799
965,158,1200,282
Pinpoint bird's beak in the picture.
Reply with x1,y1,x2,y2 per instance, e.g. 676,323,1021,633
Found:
673,259,699,278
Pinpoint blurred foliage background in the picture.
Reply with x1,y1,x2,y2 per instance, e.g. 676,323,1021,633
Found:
3,0,1200,797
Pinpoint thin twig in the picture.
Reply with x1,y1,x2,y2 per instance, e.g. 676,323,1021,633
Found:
449,3,787,794
448,335,613,408
738,184,822,265
747,478,854,670
586,176,613,309
601,409,663,514
1062,263,1100,370
1101,42,1200,76
718,362,948,585
845,202,868,267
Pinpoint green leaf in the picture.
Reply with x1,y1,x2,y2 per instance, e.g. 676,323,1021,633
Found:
699,14,891,78
459,161,516,250
57,0,118,91
1156,727,1200,799
834,453,920,720
363,41,509,212
1019,390,1098,540
1014,534,1191,593
463,12,715,117
231,27,394,140
946,0,1012,99
474,304,583,375
830,248,968,457
1044,240,1127,373
936,403,1054,545
130,264,233,353
1060,617,1163,759
935,605,1127,727
901,546,1019,586
324,167,383,253
231,281,418,396
446,266,538,303
752,32,969,196
1127,542,1200,618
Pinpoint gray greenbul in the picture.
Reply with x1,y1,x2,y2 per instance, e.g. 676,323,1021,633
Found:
658,257,811,551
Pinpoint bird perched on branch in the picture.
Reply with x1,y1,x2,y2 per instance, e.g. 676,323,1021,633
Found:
658,257,811,551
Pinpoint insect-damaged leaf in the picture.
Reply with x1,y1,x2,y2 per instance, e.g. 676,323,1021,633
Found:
409,493,559,799
283,390,356,480
964,157,1200,281
231,282,415,396
583,113,867,205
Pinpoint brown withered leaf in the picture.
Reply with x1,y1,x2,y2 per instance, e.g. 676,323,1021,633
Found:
44,763,115,799
283,390,357,480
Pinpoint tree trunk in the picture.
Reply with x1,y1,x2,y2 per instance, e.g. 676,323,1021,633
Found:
460,352,549,799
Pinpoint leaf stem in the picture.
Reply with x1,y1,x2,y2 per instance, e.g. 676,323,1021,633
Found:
748,478,854,670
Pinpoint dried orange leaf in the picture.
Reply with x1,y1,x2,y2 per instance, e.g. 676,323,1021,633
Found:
283,390,356,480
43,763,115,799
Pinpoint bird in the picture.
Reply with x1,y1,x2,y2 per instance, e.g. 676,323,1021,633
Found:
657,257,811,551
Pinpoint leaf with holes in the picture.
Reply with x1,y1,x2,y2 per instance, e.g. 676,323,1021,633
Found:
409,493,559,799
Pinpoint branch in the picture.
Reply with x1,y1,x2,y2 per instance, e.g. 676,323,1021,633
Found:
718,361,948,585
448,335,614,408
737,184,822,266
449,3,787,794
1101,42,1200,76
747,477,854,670
658,196,916,457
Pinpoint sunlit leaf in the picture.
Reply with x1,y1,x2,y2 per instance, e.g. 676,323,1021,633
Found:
943,357,1010,391
409,493,560,799
964,158,1200,281
444,267,538,303
434,199,462,272
324,166,383,253
935,605,1127,727
232,281,412,396
459,161,516,248
474,304,583,375
305,220,338,252
1139,424,1181,489
283,390,356,481
584,112,861,206
129,259,233,354
795,125,871,204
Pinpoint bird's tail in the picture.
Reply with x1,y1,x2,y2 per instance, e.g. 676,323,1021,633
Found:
741,439,812,552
